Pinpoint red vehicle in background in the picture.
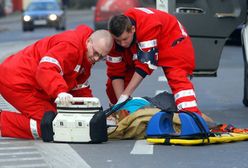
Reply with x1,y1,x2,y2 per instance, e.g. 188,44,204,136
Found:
94,0,155,30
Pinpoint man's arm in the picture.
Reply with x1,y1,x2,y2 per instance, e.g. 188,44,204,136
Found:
115,72,144,104
122,72,144,97
112,78,125,99
36,42,79,98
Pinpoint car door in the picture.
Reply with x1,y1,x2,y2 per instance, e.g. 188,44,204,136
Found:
157,0,247,105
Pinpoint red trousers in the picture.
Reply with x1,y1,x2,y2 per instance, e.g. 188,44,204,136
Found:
162,67,201,115
0,83,56,139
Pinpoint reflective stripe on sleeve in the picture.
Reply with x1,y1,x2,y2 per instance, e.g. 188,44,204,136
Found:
139,39,157,49
177,20,188,37
174,89,196,101
133,54,137,60
177,100,198,110
72,80,90,90
40,56,64,75
30,119,40,139
106,55,122,63
74,65,81,72
135,7,154,14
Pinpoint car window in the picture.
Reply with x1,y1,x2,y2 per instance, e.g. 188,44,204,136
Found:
27,2,60,11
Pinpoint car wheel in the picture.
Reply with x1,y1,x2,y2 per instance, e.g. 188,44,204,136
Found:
23,26,34,32
23,27,28,32
55,23,65,31
55,26,61,31
243,64,248,106
56,25,65,30
242,24,248,106
61,26,66,30
23,27,30,32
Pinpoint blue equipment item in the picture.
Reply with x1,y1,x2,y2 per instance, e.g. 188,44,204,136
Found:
137,47,158,69
146,111,175,136
179,112,210,137
146,111,248,146
112,97,151,114
146,111,210,143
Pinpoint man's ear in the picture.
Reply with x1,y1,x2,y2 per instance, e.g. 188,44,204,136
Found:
131,26,136,33
86,38,92,49
86,38,90,45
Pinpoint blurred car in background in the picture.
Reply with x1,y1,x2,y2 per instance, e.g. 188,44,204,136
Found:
94,0,155,30
22,0,66,32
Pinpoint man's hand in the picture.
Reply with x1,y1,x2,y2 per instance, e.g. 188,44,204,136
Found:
55,92,73,106
116,94,129,105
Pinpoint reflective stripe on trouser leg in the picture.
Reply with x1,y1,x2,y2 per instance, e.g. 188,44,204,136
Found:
162,67,202,114
1,111,41,139
174,89,196,101
177,100,198,110
30,119,40,139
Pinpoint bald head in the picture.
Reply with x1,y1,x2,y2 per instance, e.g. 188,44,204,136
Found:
90,30,113,56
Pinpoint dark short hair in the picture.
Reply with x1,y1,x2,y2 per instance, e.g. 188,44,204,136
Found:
108,15,132,37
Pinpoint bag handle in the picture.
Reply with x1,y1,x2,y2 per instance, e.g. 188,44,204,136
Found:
104,97,132,117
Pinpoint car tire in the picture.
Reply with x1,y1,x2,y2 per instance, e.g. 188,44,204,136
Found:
242,24,248,107
55,22,66,31
23,27,29,32
56,25,66,31
243,54,248,107
243,67,248,106
23,26,34,32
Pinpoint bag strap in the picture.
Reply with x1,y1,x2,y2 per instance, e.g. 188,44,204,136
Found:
104,97,132,117
180,111,210,143
146,111,211,144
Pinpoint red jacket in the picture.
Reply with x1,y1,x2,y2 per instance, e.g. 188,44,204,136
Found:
106,8,201,114
107,8,195,78
0,25,93,100
106,41,153,80
125,8,195,72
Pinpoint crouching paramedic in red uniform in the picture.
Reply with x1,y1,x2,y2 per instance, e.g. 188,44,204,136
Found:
0,25,113,139
106,8,202,115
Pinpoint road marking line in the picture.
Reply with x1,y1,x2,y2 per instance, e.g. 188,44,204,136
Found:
0,151,40,156
35,141,91,168
158,76,167,82
1,163,48,168
0,146,35,150
0,157,43,162
130,140,153,155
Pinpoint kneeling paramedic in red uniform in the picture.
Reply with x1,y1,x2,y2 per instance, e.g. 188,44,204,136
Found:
0,25,113,139
106,8,202,115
